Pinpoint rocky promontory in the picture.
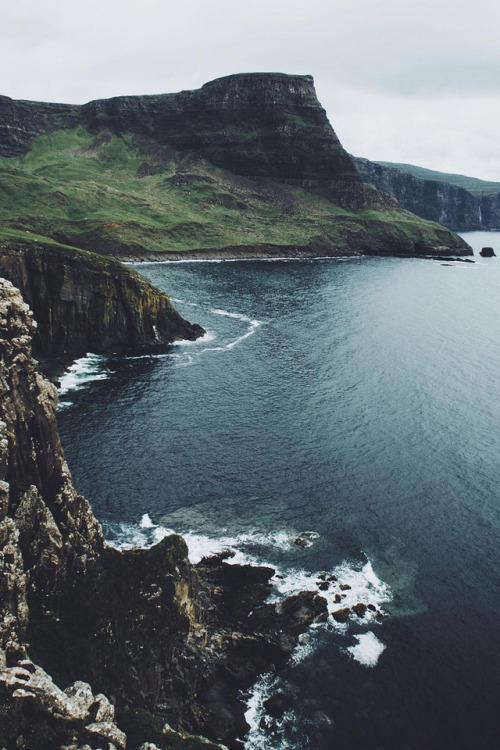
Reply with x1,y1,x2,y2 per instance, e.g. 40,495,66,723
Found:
0,73,471,257
0,244,204,371
0,74,365,208
0,277,327,749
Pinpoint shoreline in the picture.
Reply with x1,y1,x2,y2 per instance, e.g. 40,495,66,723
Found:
119,248,474,264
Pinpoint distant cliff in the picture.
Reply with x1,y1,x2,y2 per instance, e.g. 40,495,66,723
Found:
354,157,500,231
0,244,204,369
0,74,473,257
0,74,366,208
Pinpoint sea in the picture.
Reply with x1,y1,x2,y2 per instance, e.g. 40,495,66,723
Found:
57,231,500,750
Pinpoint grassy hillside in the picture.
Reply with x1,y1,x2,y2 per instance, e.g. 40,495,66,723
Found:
376,161,500,197
0,126,468,257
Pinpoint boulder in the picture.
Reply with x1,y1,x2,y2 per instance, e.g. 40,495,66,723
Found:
263,691,295,718
332,608,351,623
352,603,367,618
480,247,496,257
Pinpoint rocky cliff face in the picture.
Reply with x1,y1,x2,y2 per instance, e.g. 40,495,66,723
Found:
0,278,327,749
0,244,204,370
354,157,500,231
0,74,369,208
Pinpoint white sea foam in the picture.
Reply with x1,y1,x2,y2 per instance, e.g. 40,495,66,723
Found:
57,353,109,406
105,515,392,745
198,308,262,353
150,526,295,564
170,298,200,307
108,518,391,626
130,256,353,266
140,513,157,529
269,558,391,628
346,631,386,667
244,673,294,750
171,330,216,346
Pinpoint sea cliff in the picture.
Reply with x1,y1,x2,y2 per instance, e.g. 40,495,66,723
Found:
0,277,327,749
0,244,204,371
0,73,471,257
354,157,500,232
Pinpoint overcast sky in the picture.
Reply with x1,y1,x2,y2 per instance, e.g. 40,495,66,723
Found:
2,0,499,180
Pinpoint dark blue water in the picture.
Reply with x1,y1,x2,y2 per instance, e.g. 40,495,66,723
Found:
58,237,500,750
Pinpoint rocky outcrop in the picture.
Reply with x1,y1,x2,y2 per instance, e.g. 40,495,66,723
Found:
0,95,80,159
0,244,204,370
480,247,496,257
354,157,500,232
1,74,371,209
0,278,327,749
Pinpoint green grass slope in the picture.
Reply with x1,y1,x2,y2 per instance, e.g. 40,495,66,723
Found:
376,161,500,197
0,126,469,258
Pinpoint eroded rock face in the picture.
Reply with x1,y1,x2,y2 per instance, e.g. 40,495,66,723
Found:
0,245,204,368
1,73,367,208
0,278,326,749
354,157,500,232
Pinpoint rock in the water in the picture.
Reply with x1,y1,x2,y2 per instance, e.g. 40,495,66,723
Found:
263,691,295,718
480,246,496,257
294,531,319,548
352,603,367,618
332,607,351,623
339,583,352,591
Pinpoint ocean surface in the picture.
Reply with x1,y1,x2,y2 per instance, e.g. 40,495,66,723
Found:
57,232,500,750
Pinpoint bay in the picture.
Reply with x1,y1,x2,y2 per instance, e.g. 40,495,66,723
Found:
58,233,500,749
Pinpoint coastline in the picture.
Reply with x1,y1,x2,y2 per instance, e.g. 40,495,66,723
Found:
115,242,473,263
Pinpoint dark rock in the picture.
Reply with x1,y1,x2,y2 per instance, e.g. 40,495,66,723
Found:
259,716,279,734
352,603,367,618
0,75,470,258
263,691,295,718
334,594,342,603
294,531,319,549
367,604,377,612
0,245,204,370
317,581,330,591
480,247,496,257
0,281,327,750
354,157,493,233
332,608,351,623
0,74,366,209
339,583,351,591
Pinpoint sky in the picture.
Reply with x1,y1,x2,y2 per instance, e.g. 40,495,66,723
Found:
2,0,499,180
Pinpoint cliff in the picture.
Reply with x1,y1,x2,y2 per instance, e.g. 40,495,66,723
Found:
0,74,364,208
0,73,471,256
354,157,500,232
0,278,328,749
0,244,204,370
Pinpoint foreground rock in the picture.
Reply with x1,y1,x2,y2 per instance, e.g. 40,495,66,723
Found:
0,277,326,749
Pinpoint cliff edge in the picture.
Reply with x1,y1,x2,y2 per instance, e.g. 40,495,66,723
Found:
0,73,471,257
0,278,327,749
0,244,205,371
